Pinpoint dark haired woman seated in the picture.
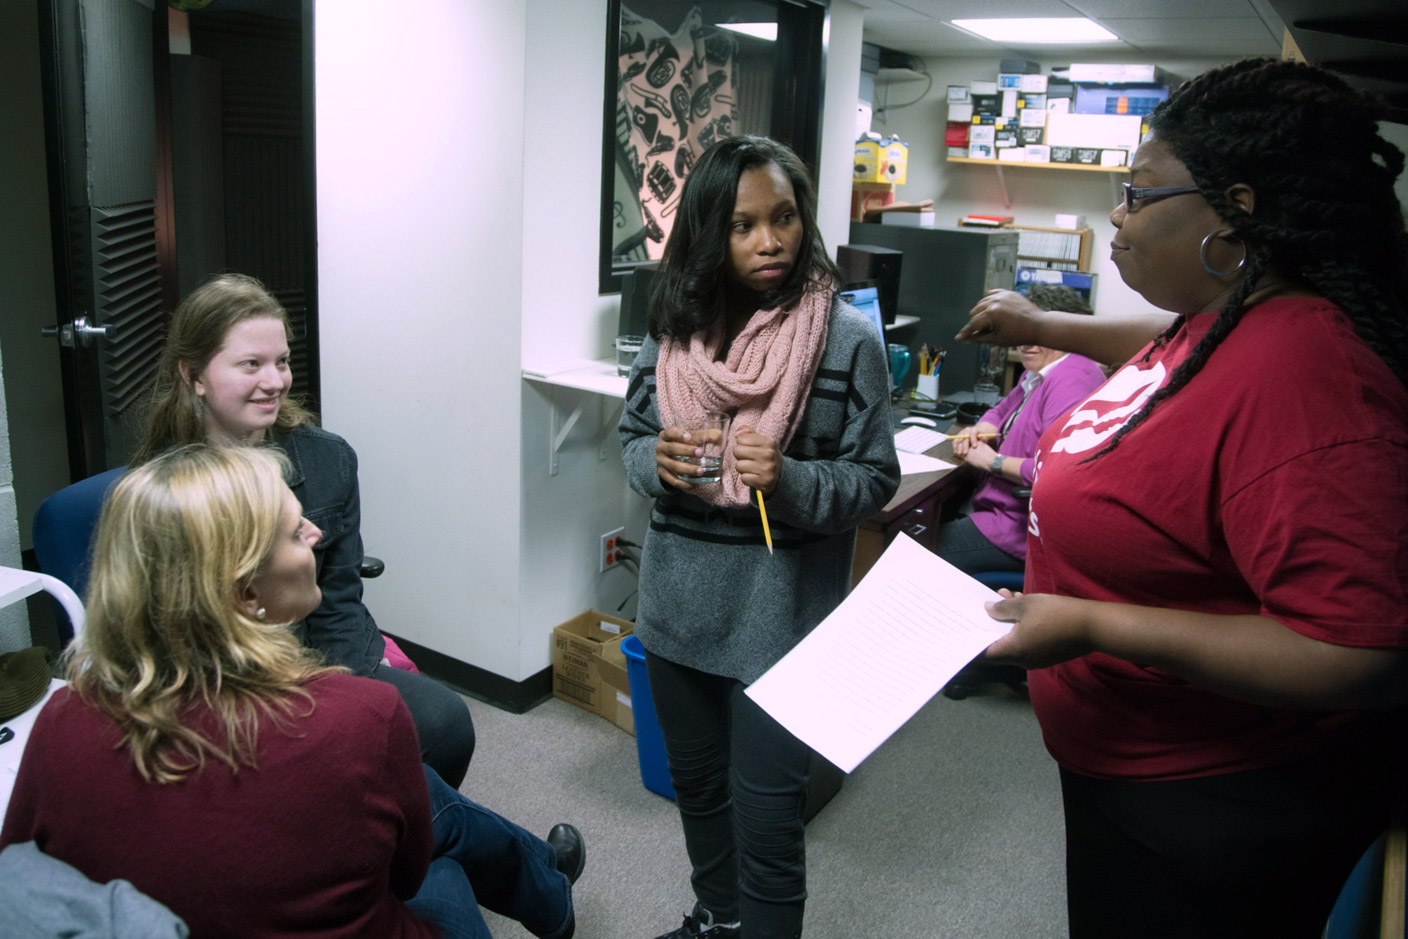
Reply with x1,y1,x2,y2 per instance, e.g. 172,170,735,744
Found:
0,445,582,939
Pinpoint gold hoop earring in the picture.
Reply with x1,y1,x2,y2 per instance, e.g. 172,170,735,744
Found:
1200,232,1247,277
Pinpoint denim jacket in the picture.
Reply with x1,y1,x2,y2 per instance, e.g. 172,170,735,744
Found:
271,425,386,675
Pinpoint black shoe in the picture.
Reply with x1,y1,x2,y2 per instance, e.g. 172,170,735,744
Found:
547,823,586,885
652,904,741,938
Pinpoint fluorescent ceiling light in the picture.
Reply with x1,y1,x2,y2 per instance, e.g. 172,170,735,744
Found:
951,18,1118,43
719,22,777,42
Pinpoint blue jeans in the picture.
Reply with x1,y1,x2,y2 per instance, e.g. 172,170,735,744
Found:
406,766,574,939
645,650,811,939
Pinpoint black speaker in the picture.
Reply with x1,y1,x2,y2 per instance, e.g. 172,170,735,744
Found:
836,244,902,325
618,261,661,338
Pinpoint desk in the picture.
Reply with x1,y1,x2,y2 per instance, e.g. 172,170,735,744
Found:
853,430,973,584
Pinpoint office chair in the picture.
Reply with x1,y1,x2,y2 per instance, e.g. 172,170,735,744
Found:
32,468,395,659
941,488,1031,701
31,467,125,646
1325,811,1407,939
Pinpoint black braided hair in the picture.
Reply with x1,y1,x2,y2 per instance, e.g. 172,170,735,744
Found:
1087,57,1408,461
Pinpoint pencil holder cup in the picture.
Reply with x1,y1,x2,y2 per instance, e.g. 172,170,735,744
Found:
916,372,939,403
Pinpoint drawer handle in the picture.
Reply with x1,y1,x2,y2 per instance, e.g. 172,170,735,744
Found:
905,523,928,538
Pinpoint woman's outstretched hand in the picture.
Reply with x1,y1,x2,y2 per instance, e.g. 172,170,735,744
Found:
979,591,1097,670
957,289,1045,345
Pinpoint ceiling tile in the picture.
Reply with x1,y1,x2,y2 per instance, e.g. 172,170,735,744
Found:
1101,16,1278,42
1063,0,1262,16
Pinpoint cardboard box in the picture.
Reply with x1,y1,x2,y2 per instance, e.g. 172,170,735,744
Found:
853,139,908,184
1000,58,1040,75
851,182,894,221
552,611,635,723
596,636,634,735
1048,146,1129,167
1067,63,1164,85
1073,83,1169,116
971,93,1001,117
1044,112,1142,153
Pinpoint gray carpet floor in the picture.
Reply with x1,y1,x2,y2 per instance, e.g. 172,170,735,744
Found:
459,682,1067,939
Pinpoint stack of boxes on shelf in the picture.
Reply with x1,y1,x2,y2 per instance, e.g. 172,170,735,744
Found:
851,134,910,221
946,61,1168,168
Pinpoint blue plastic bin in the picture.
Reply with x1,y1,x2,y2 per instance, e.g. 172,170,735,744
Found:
621,635,676,800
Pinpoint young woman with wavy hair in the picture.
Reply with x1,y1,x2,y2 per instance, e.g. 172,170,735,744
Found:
1,445,582,939
620,136,900,939
132,273,475,789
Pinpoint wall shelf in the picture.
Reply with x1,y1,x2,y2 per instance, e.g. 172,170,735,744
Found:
946,156,1129,174
945,156,1129,209
522,359,625,475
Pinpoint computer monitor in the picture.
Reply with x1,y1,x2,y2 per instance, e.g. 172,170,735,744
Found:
839,282,889,384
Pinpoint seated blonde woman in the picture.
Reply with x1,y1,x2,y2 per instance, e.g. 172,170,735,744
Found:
0,445,582,939
131,272,474,788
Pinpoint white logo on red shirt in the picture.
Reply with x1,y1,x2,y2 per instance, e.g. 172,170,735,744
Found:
1049,361,1167,456
1027,361,1167,539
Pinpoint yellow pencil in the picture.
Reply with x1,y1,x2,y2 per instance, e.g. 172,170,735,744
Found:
944,432,999,439
756,490,773,555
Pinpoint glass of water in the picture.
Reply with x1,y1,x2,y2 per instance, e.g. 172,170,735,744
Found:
615,335,644,377
679,411,730,484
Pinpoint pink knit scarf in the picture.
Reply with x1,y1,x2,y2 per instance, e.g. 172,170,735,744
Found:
656,285,832,507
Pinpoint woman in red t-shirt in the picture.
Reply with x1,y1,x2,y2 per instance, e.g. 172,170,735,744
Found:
957,58,1408,938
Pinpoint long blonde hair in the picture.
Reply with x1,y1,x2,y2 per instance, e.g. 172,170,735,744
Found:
67,444,337,783
130,273,315,465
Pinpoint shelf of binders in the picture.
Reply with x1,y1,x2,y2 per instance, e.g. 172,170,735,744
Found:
1010,225,1094,272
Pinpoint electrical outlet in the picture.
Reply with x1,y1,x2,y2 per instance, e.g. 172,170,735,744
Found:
599,527,625,573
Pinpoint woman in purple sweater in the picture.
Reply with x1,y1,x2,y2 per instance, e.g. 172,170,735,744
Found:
936,284,1106,576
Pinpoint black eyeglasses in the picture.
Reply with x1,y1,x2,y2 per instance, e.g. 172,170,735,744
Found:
1121,183,1201,211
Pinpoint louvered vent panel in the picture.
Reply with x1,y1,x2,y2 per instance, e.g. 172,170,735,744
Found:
190,13,300,137
273,287,311,401
92,203,164,417
223,136,305,285
79,0,156,206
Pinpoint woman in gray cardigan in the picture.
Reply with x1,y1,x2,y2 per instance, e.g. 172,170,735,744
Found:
620,137,899,939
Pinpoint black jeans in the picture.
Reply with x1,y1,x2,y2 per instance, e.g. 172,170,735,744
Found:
646,650,812,939
374,663,476,789
1060,730,1395,939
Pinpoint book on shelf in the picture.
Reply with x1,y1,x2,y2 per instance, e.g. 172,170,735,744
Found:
958,214,1014,228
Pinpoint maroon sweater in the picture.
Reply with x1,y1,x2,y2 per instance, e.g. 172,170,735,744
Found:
0,673,440,938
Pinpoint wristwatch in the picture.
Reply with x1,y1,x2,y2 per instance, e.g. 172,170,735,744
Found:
989,455,1004,475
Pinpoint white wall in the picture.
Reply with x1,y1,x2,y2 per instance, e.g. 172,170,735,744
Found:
319,1,866,684
817,1,866,256
316,0,528,678
0,358,27,652
871,55,1247,320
